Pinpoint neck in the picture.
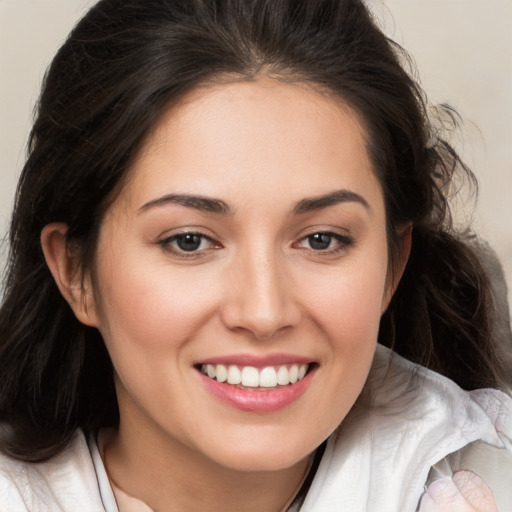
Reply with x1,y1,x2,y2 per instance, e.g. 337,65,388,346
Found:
102,423,312,512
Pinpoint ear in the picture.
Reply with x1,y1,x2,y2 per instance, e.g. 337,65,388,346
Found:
41,223,99,327
381,223,412,313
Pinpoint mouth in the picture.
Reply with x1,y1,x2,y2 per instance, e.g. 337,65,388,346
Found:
198,363,311,390
195,358,317,412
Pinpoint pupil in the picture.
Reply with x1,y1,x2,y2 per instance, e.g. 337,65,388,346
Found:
177,234,201,251
309,233,331,250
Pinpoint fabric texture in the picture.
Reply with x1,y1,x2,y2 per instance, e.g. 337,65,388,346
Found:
1,345,511,512
298,346,512,511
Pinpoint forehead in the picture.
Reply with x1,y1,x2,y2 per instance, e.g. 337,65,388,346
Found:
118,78,380,211
146,78,368,154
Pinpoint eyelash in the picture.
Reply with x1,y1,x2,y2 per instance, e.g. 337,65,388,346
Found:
156,230,354,259
157,232,221,258
294,231,354,254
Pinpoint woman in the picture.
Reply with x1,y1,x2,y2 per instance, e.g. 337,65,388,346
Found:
0,0,511,510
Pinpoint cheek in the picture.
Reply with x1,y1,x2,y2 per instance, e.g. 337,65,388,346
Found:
93,254,219,355
290,267,387,447
306,260,388,348
308,262,388,420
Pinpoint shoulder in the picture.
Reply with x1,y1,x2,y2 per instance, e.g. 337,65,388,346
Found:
377,347,512,511
360,344,512,446
0,429,108,512
300,345,512,512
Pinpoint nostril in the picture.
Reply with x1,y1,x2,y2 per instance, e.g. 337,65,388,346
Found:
220,301,301,341
219,263,301,338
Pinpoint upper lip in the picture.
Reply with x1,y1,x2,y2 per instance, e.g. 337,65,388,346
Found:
195,353,314,368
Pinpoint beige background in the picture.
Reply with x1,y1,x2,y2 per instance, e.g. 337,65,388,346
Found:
1,0,511,313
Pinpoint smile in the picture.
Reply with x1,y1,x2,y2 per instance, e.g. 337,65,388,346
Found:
196,359,316,413
200,363,309,388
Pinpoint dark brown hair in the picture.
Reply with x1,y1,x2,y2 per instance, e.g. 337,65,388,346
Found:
0,0,509,462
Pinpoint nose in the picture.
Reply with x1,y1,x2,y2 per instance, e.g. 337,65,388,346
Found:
220,248,301,340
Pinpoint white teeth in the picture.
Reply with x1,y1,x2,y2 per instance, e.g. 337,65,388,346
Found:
201,363,309,388
276,366,289,385
227,365,241,385
215,364,227,383
259,367,278,387
289,365,299,384
241,366,259,387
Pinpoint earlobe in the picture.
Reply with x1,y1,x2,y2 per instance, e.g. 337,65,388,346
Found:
40,223,99,327
398,223,412,274
381,223,412,313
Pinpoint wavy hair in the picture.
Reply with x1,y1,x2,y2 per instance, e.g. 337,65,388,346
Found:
0,0,509,462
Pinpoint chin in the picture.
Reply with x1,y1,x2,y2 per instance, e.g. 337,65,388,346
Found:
204,436,315,473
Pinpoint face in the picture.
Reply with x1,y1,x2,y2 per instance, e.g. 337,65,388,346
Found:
85,79,396,472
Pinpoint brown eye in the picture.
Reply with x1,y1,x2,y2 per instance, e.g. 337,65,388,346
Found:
158,231,220,256
295,231,354,254
175,234,203,252
307,233,333,250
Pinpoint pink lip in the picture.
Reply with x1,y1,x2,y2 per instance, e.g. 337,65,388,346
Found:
195,353,313,369
198,365,316,413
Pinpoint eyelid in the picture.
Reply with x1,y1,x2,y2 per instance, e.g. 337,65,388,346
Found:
293,229,355,254
156,229,222,259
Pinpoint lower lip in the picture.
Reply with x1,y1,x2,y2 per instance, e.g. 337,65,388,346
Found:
198,368,315,413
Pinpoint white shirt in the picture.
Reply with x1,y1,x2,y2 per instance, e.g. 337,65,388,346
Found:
1,345,511,511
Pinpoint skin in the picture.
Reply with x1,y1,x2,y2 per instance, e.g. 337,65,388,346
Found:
42,78,409,511
419,471,498,512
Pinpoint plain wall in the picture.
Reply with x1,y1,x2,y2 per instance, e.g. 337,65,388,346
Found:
1,0,511,312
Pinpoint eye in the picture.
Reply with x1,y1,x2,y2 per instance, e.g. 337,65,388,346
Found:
173,233,206,252
157,231,220,256
306,233,334,250
295,231,353,253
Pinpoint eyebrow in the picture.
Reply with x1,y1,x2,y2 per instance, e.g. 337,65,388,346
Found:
139,193,232,215
139,189,370,216
292,189,371,215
